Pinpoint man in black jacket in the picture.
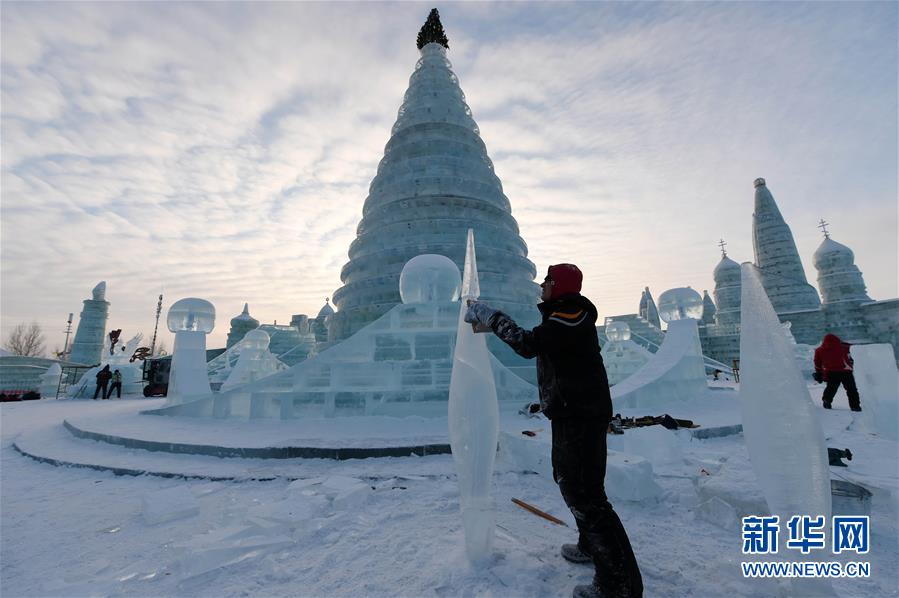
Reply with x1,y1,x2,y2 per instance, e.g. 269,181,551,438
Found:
465,264,642,598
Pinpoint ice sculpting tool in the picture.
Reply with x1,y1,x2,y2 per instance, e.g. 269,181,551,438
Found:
511,498,569,527
449,229,500,564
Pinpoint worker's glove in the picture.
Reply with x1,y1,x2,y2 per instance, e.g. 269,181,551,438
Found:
464,301,499,328
812,371,824,384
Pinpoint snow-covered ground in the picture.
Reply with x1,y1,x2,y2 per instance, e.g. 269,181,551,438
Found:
1,386,896,597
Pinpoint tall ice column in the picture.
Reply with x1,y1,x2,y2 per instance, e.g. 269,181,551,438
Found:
69,281,110,366
448,229,499,563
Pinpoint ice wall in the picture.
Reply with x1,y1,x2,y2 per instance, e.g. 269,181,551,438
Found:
739,263,833,595
851,344,898,441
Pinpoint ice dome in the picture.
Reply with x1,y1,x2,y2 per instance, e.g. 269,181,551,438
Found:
658,288,703,323
713,255,740,281
242,329,270,350
230,303,259,327
167,298,215,333
317,299,335,318
606,321,631,342
399,254,461,304
813,237,854,269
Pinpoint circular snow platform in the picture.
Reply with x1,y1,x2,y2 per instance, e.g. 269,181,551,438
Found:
66,409,455,459
12,405,464,481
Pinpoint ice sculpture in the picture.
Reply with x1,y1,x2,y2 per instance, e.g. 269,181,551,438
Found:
657,287,703,322
448,229,499,563
64,332,149,399
166,298,215,404
602,322,652,386
751,178,824,344
399,254,461,304
851,344,898,441
739,263,833,594
220,329,284,391
612,289,707,408
38,363,61,398
69,281,110,366
329,10,540,370
148,259,537,420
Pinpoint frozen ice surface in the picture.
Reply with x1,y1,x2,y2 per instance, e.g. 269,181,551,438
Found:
851,343,898,441
399,254,461,304
497,431,663,502
141,486,200,525
607,426,683,467
448,229,498,563
739,263,831,520
611,318,707,409
694,451,767,527
657,287,703,322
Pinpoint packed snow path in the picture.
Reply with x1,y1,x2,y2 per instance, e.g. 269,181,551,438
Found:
2,397,896,597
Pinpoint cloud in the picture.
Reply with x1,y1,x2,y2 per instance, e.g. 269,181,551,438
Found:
1,2,895,350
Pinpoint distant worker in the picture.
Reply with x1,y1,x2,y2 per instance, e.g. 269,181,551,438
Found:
93,364,112,400
109,369,123,399
814,333,861,412
465,264,643,598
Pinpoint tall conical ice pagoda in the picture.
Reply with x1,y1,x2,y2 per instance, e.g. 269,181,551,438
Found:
750,178,824,344
330,9,540,347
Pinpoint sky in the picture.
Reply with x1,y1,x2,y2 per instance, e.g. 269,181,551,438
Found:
2,1,896,352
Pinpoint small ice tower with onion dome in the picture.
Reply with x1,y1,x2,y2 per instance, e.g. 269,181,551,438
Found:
167,298,215,403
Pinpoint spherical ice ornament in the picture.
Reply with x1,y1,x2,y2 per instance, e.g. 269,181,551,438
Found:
399,254,462,304
242,329,270,350
657,287,703,323
167,298,216,333
605,321,631,342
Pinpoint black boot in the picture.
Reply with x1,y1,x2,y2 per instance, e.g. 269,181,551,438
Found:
562,543,593,564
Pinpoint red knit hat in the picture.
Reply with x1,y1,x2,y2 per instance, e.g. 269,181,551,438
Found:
546,264,583,299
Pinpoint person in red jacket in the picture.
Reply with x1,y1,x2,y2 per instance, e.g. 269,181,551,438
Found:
814,334,861,411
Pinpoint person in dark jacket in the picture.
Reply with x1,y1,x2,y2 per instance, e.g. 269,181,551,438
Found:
93,364,112,400
466,264,642,598
814,333,861,411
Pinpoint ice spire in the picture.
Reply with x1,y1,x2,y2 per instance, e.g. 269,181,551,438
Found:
330,9,539,348
639,287,661,329
448,229,499,564
701,290,716,325
751,178,823,344
461,228,480,300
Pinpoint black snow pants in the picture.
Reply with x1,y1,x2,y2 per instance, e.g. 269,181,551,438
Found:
552,417,643,597
822,371,861,411
93,382,109,400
